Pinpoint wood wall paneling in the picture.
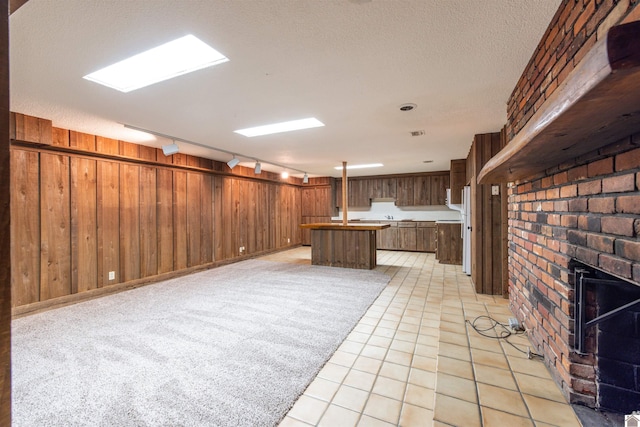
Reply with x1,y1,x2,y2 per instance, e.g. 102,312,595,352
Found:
200,175,213,263
11,112,52,145
173,171,188,269
212,176,223,261
71,157,97,293
1,3,10,421
97,160,120,286
156,169,174,273
119,164,141,281
69,131,96,151
96,136,119,155
139,166,158,277
470,132,505,294
10,149,40,305
52,127,70,147
40,153,71,300
186,172,202,267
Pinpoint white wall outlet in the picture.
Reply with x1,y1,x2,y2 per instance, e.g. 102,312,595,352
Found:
239,246,245,252
491,185,500,196
287,238,290,243
108,271,115,280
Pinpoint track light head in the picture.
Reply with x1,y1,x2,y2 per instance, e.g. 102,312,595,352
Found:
303,173,309,184
227,156,240,169
162,143,179,156
254,161,261,174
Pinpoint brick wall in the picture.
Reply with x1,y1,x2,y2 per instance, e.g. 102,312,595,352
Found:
506,0,638,141
508,134,640,406
503,0,640,408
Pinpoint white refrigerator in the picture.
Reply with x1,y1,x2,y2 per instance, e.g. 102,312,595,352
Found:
461,186,471,275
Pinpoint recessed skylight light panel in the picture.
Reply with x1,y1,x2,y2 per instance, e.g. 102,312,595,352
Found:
83,35,228,92
234,118,325,137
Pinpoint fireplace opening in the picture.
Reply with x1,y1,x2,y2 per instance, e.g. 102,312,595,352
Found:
572,260,640,413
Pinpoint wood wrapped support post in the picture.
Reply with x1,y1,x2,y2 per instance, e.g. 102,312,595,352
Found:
342,161,347,226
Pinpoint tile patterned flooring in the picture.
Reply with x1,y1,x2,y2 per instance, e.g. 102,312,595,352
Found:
261,247,582,427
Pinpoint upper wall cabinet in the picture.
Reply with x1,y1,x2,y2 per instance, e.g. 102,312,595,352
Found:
395,177,414,206
370,178,397,199
449,159,467,204
335,172,450,208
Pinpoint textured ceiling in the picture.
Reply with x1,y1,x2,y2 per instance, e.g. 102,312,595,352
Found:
10,0,561,178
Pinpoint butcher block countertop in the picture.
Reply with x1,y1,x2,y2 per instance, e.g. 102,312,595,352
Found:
299,223,390,231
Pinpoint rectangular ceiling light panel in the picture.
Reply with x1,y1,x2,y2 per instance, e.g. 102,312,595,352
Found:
83,35,228,92
334,163,384,170
234,118,324,137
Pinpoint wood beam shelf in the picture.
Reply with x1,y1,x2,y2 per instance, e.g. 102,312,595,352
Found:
478,21,640,184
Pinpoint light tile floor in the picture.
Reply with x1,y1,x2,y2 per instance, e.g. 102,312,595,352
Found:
261,248,582,427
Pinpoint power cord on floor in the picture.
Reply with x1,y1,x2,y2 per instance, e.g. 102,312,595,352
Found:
465,315,544,360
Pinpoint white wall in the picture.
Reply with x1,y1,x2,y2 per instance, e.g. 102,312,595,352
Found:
333,201,461,221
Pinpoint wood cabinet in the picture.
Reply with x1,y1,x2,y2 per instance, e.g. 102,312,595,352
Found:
397,222,417,251
377,222,398,250
436,223,462,264
336,172,449,208
416,221,436,252
301,181,336,245
370,178,397,199
449,159,467,204
395,177,414,206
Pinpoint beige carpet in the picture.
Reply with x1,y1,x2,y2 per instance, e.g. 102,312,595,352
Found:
12,259,389,426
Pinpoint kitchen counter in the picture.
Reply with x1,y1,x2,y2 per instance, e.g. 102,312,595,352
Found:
299,223,390,269
300,223,390,231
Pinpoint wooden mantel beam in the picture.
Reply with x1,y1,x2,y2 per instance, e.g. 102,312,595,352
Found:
10,0,28,15
478,21,640,184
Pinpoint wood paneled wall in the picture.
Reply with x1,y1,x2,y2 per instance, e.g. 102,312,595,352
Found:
0,1,11,422
10,120,302,312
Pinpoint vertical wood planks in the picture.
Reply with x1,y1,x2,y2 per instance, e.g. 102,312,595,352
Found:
156,168,174,273
139,166,158,277
212,176,223,261
186,172,202,267
200,174,213,263
97,160,120,287
11,113,52,145
0,10,11,420
39,153,71,299
119,164,140,281
71,157,97,293
69,131,96,151
173,171,188,270
10,149,40,305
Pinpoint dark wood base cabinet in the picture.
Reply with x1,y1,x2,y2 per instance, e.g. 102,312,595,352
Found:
436,223,462,264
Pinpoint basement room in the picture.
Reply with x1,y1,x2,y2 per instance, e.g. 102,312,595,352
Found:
1,0,639,426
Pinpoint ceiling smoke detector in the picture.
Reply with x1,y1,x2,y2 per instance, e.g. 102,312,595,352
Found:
410,130,425,137
399,103,417,111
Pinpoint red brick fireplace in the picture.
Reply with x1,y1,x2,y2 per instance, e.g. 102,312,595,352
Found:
508,136,640,410
486,0,640,414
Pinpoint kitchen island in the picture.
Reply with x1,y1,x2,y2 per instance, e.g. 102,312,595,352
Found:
299,223,390,269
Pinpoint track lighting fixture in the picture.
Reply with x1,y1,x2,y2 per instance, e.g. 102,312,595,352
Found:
303,173,309,184
161,142,179,156
227,156,240,169
124,124,311,178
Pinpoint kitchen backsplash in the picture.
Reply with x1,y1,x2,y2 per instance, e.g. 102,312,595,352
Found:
333,201,462,221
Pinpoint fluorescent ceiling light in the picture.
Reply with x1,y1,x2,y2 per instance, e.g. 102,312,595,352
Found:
83,35,229,92
334,163,384,170
234,118,324,137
